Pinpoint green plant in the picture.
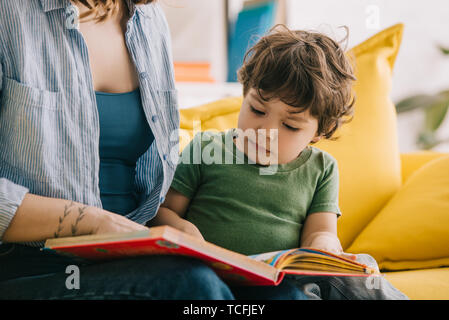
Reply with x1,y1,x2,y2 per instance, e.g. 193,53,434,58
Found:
395,46,449,150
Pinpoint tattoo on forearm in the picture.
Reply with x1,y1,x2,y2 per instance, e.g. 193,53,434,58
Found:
54,200,75,238
71,206,87,236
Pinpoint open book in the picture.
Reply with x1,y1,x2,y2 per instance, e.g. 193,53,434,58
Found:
43,226,380,286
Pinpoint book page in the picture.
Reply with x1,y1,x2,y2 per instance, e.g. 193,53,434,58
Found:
248,249,296,267
250,248,379,275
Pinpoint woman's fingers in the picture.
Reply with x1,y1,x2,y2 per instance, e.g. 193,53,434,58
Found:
93,209,149,234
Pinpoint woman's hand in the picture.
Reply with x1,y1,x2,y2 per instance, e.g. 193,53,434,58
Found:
92,208,149,235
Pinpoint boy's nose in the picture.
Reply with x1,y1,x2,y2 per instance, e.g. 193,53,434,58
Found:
255,128,278,151
256,128,278,141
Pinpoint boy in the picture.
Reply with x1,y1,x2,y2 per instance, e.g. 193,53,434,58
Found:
150,24,357,260
149,24,409,300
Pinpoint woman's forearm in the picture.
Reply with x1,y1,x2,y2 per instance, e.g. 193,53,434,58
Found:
1,193,103,243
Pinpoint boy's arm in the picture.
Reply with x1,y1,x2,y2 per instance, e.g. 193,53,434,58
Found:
301,154,357,257
147,132,206,239
300,211,339,249
159,187,191,218
147,188,204,240
300,211,356,260
150,187,189,227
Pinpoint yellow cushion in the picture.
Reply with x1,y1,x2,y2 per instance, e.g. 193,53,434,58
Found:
400,151,448,184
179,97,243,152
179,24,405,250
384,267,449,300
314,24,404,249
348,155,449,271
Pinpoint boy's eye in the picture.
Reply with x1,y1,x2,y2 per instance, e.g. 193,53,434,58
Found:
250,106,265,115
283,123,299,131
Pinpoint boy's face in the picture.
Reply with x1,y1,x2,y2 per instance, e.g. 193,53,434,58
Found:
235,88,322,165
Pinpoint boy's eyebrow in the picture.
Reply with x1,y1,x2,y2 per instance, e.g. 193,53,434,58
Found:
287,115,310,123
250,92,310,123
250,92,266,105
286,110,310,123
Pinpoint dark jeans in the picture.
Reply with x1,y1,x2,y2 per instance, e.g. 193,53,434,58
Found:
0,243,308,300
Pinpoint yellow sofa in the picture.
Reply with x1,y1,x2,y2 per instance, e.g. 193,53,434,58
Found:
176,24,449,300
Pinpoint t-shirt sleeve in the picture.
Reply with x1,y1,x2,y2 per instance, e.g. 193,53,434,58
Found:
307,156,342,217
169,132,203,199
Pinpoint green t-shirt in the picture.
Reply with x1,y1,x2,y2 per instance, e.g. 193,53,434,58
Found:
169,128,342,255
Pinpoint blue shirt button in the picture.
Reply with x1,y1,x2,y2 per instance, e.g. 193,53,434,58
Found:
151,115,158,122
160,195,165,203
140,72,148,79
163,154,168,161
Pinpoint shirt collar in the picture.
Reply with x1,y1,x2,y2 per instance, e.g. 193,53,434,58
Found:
39,0,150,19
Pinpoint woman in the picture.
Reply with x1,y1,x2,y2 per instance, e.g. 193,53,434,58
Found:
0,0,308,299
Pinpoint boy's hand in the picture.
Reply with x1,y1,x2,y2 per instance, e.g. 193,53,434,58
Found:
301,213,358,261
303,232,357,261
176,219,205,241
150,206,204,241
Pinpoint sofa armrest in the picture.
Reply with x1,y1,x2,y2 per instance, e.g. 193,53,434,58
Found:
400,151,448,184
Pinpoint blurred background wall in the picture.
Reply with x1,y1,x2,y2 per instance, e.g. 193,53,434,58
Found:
286,0,449,153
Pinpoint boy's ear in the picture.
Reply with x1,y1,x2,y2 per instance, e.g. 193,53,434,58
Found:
311,135,322,143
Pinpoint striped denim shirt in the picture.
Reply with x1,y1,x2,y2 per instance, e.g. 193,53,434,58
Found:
0,0,180,246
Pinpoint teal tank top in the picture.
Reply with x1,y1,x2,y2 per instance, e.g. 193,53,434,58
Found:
95,88,154,215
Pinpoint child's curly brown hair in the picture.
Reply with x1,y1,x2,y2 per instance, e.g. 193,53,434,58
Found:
237,24,356,142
